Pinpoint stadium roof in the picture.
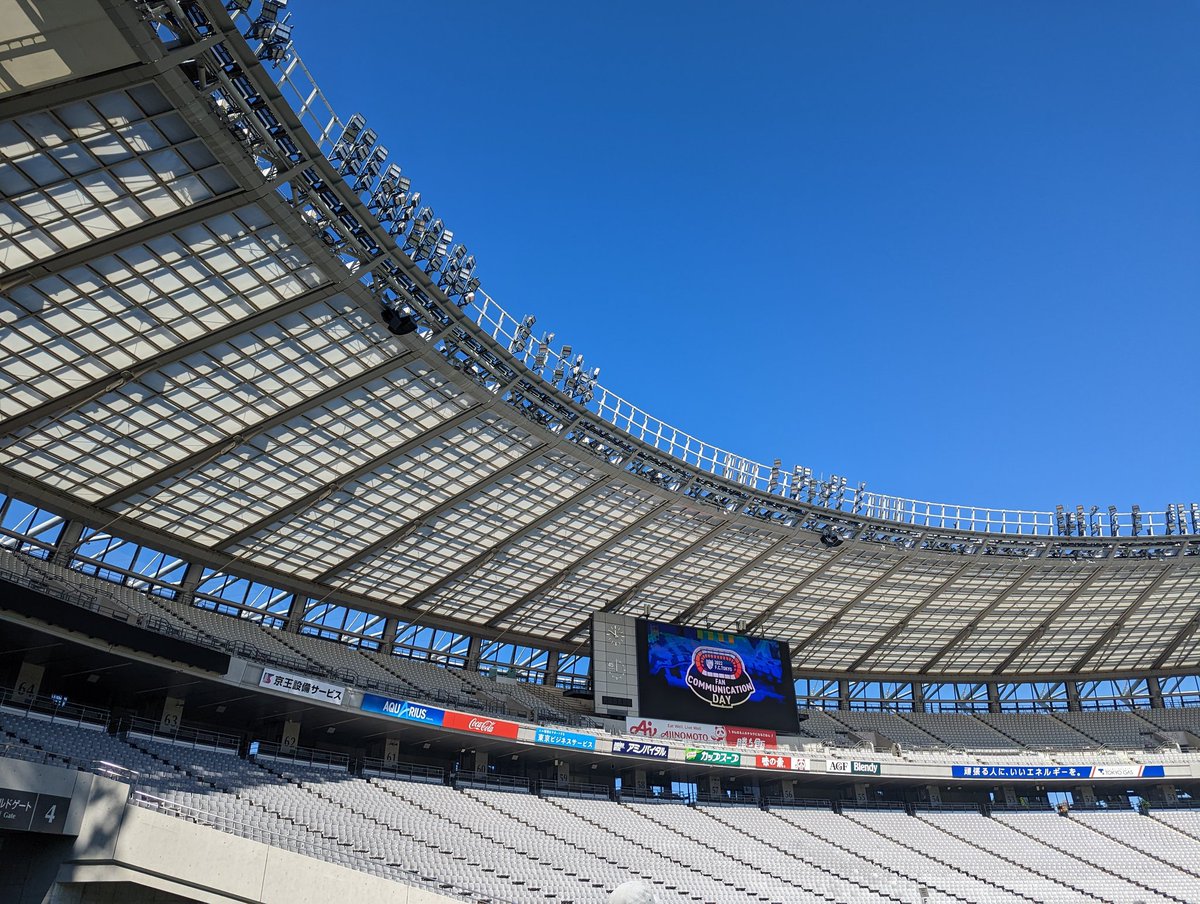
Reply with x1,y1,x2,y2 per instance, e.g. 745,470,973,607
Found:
2,0,1199,683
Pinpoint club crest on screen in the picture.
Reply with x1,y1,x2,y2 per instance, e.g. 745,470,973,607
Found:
685,646,755,708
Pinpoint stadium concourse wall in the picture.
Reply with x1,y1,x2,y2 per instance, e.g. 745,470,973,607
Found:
0,757,459,904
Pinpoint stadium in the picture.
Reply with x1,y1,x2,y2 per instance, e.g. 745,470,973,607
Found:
1,1,1198,902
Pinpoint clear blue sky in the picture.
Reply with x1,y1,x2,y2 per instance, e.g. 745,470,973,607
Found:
290,1,1199,513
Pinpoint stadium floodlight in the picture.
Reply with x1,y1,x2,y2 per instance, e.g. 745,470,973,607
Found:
551,345,572,385
329,114,366,170
439,246,480,302
533,333,555,373
767,460,781,495
225,0,252,12
1075,505,1086,537
819,526,843,548
1131,504,1142,537
1108,505,1119,537
852,482,866,515
1178,503,1188,536
1166,504,1176,536
1055,505,1068,536
353,144,388,191
1192,503,1200,536
381,306,418,336
1089,505,1100,537
246,0,293,64
509,314,535,355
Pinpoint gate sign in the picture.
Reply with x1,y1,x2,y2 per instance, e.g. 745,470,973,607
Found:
260,668,345,705
535,728,597,751
611,739,670,760
755,754,810,771
684,748,742,767
360,694,445,726
0,789,71,834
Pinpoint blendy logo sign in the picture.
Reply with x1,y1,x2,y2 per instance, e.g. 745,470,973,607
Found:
685,646,755,709
442,710,520,739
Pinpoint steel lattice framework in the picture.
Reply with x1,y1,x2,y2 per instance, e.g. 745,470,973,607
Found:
1,0,1199,684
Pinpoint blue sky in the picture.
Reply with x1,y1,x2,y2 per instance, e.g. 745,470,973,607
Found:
291,1,1199,513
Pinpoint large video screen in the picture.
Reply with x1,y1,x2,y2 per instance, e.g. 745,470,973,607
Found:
635,619,798,733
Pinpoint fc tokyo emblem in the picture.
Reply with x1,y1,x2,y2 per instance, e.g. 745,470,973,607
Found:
685,646,755,708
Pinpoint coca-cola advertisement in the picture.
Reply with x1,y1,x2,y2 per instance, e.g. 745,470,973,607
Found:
624,716,777,749
443,710,520,739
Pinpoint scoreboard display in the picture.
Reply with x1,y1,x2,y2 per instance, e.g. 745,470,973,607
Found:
635,619,799,733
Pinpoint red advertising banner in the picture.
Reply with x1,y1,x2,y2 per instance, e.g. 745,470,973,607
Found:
725,725,778,750
442,710,520,739
755,753,811,771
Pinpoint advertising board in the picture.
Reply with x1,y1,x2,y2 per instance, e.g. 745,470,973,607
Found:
636,620,798,732
259,668,345,705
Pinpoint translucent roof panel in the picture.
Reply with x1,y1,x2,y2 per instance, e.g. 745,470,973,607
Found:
0,84,236,272
111,358,473,546
1,204,326,419
857,563,1027,673
1,295,391,502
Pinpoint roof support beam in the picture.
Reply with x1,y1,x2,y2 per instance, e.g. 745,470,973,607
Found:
0,463,567,654
991,567,1109,674
7,277,332,440
1152,587,1200,671
845,560,978,672
0,35,221,121
96,345,423,508
742,547,852,634
561,521,732,641
394,477,611,613
671,534,796,626
0,276,360,440
1071,565,1178,673
0,186,273,295
214,401,487,551
918,566,1038,674
484,499,672,629
787,556,916,658
311,441,555,584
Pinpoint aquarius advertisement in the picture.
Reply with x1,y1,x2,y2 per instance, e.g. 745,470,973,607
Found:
635,619,798,732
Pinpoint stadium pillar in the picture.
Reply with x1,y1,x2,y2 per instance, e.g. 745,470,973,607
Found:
466,635,483,671
384,738,400,766
926,785,942,807
14,661,44,703
281,719,301,753
837,680,851,711
986,683,1001,713
381,617,399,649
284,597,307,634
1155,784,1177,805
1001,785,1019,807
159,696,185,733
471,750,489,775
177,560,204,606
1075,784,1097,807
1066,681,1082,712
911,682,925,713
1147,676,1165,709
48,521,83,567
544,653,559,688
852,783,869,804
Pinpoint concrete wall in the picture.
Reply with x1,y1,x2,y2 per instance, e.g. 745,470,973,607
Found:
0,0,138,96
0,758,461,904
